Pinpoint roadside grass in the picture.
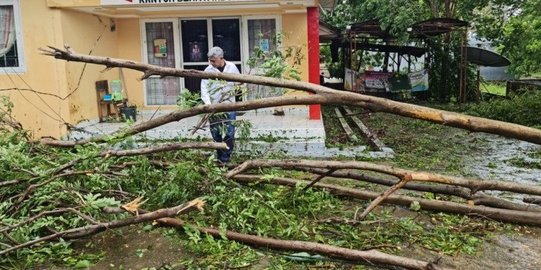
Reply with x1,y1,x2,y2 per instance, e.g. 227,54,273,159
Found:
480,81,506,96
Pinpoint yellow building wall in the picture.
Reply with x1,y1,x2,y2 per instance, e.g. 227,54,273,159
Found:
282,13,309,96
60,10,119,124
116,19,145,109
0,1,69,139
2,1,313,138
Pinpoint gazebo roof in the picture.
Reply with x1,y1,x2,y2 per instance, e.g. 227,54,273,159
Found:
410,18,469,38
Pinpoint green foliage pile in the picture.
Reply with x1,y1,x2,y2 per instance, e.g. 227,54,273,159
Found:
0,126,503,268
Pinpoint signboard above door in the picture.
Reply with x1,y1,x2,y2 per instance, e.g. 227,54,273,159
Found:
100,0,315,6
101,0,254,5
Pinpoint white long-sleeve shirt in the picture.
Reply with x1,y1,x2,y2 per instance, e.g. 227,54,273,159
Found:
200,61,240,105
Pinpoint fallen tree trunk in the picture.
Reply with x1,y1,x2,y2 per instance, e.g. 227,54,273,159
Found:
305,167,472,197
156,218,447,270
524,197,541,206
0,198,204,256
227,159,541,196
305,168,541,212
232,174,541,226
39,95,328,147
100,142,227,157
109,208,447,270
40,46,541,146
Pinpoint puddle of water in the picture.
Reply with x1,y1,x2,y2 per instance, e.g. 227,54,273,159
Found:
465,133,541,186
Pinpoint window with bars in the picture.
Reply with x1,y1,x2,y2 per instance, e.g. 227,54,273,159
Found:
0,1,24,72
144,21,180,105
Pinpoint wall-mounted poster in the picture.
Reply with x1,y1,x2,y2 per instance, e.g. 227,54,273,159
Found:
153,39,167,58
189,42,202,62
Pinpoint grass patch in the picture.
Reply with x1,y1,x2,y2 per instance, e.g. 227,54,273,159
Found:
480,82,507,96
507,157,541,169
360,111,481,173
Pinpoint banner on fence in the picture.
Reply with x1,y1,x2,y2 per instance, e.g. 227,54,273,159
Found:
408,69,429,92
344,68,359,91
363,71,392,92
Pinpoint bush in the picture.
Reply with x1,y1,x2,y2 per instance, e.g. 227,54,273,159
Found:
464,90,541,127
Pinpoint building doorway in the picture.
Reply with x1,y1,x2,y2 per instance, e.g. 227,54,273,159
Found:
180,18,242,94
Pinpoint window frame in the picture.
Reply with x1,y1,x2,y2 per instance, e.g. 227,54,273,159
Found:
241,15,281,74
140,18,181,107
0,0,25,74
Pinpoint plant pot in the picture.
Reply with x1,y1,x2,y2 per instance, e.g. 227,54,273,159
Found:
120,106,137,121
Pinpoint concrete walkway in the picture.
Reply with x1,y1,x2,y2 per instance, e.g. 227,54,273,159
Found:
67,106,393,158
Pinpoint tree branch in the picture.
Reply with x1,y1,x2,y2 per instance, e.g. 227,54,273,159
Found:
356,173,412,220
227,159,541,196
231,174,541,226
100,142,228,158
39,46,541,146
0,198,204,256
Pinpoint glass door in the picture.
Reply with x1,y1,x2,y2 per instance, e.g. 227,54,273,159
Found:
180,18,241,93
180,19,209,93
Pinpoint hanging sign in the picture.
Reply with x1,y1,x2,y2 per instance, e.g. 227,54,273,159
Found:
363,71,392,92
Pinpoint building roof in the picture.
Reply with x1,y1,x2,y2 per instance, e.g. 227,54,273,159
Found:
348,20,392,39
464,46,510,67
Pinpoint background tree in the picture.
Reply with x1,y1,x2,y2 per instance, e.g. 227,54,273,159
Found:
322,0,539,100
472,0,541,77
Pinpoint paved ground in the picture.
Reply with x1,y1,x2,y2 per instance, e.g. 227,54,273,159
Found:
68,106,393,158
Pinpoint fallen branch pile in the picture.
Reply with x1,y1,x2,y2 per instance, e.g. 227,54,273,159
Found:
1,46,540,269
227,159,541,226
0,198,204,256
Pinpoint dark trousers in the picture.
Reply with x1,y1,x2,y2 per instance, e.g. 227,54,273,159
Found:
209,112,236,163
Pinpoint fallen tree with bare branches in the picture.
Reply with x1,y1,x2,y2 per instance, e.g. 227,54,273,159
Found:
39,46,541,146
231,174,541,226
226,159,541,196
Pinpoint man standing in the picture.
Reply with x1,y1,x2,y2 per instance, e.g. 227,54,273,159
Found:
201,47,240,165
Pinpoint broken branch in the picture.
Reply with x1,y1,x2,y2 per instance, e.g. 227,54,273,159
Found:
0,198,204,256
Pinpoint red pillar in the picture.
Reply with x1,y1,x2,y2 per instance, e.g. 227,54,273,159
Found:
307,7,321,120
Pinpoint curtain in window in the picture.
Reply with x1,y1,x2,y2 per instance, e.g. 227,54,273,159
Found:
0,6,15,58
